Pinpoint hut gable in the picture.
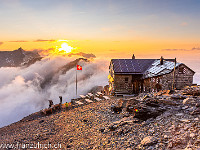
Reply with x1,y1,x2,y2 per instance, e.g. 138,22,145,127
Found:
144,59,182,78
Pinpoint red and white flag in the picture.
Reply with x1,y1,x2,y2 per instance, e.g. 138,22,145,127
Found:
77,65,82,70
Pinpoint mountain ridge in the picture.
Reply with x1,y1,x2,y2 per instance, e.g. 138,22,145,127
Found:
0,48,42,67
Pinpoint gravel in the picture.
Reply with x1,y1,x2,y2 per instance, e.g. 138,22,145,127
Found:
0,89,200,149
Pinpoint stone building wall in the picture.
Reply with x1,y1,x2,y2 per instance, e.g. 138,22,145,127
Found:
143,64,194,92
114,74,133,93
174,64,194,89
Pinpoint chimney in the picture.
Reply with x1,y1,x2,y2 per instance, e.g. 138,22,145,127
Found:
132,54,135,59
160,56,164,65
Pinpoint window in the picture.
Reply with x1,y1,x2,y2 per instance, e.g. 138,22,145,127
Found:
156,78,160,83
125,77,128,83
183,68,187,74
151,78,155,82
179,67,185,74
156,78,159,83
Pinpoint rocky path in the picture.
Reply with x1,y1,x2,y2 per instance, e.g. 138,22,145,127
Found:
0,89,200,149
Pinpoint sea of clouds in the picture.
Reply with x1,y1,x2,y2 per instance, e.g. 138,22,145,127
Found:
0,56,109,127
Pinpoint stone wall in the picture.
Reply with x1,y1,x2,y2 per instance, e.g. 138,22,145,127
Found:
143,64,195,92
114,74,133,93
174,64,194,89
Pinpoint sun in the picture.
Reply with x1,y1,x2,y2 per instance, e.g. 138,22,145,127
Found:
58,43,73,53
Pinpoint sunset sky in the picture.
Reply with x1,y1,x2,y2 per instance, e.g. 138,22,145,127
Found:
0,0,200,60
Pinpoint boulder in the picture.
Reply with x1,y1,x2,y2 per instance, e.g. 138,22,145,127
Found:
196,103,200,107
179,119,190,123
145,99,160,107
52,104,61,111
171,94,186,100
126,105,135,113
127,103,165,121
175,113,184,116
142,95,150,101
140,136,158,146
190,107,200,115
108,124,118,131
183,97,196,105
166,90,174,94
41,108,53,115
126,98,139,106
158,99,177,106
118,99,124,107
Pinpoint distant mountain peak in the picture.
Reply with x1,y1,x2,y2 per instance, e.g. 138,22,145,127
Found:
17,47,23,51
0,48,42,67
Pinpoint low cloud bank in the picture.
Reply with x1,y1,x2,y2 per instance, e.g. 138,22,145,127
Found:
0,56,109,127
162,47,200,51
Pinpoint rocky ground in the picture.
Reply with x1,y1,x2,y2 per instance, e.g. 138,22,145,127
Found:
0,87,200,150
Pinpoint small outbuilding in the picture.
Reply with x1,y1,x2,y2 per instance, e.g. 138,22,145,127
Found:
108,55,195,95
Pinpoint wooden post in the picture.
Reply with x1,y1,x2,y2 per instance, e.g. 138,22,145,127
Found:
172,58,176,90
59,96,62,104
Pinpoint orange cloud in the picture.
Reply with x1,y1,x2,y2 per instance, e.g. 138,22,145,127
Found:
0,42,3,46
32,48,57,56
68,52,96,59
34,39,56,42
162,47,200,51
9,40,28,42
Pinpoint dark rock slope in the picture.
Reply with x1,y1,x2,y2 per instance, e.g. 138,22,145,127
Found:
0,47,42,67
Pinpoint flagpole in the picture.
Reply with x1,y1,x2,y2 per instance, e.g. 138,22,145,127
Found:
76,65,82,99
76,65,77,99
172,58,176,90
